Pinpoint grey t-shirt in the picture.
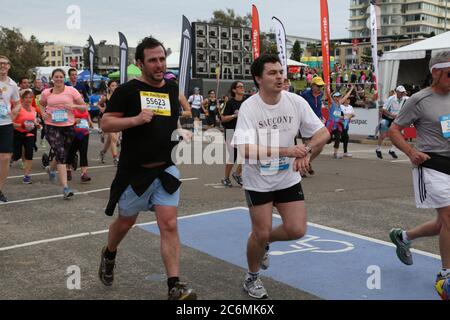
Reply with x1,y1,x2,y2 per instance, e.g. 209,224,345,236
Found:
395,87,450,157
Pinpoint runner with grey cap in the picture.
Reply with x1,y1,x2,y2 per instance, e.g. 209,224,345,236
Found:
388,51,450,300
375,85,408,159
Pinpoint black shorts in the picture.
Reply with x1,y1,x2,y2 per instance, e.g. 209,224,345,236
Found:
207,111,216,125
245,182,305,207
0,124,14,153
191,108,201,119
13,131,35,161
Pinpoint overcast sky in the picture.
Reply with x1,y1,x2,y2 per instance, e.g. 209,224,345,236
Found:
1,0,350,50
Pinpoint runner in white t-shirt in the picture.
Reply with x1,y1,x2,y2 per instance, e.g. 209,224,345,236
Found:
0,55,21,202
187,87,203,135
232,54,330,299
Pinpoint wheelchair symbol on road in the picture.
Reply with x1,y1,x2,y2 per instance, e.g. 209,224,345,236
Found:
269,235,355,256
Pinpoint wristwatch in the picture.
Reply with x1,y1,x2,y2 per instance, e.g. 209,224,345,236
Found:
306,145,313,154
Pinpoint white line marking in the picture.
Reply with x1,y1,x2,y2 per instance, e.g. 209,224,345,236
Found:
0,206,441,261
0,206,238,252
391,160,410,163
7,165,114,179
0,178,199,205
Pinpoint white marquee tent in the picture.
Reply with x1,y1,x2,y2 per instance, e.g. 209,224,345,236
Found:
378,31,450,103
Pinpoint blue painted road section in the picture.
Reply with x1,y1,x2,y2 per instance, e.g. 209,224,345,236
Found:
139,208,441,300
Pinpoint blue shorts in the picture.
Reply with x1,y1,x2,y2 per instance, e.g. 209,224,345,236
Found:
118,166,180,217
378,119,392,133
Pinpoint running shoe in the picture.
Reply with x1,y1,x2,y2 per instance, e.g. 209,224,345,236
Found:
98,246,115,286
63,187,74,200
435,272,450,300
113,157,119,167
389,150,398,159
168,282,197,300
19,160,25,170
99,150,106,164
333,153,343,159
0,191,8,203
46,167,57,183
221,178,232,187
243,276,268,299
261,243,270,270
343,153,353,157
389,228,413,265
81,174,91,183
23,175,32,184
232,172,243,186
375,150,383,159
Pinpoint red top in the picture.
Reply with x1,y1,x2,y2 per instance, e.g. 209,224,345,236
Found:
14,106,37,135
73,108,90,136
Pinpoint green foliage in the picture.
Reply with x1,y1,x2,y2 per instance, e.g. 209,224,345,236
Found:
290,40,303,61
0,27,45,80
199,8,251,27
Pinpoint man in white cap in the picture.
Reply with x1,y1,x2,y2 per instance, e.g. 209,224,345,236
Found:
388,51,450,300
375,85,408,159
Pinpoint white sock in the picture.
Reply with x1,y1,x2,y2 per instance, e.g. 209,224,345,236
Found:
402,231,410,243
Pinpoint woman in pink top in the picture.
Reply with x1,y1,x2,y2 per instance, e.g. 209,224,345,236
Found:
39,69,87,199
12,89,40,184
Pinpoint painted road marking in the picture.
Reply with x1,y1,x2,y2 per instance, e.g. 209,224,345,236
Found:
140,207,441,300
7,165,115,180
0,206,232,252
0,178,198,205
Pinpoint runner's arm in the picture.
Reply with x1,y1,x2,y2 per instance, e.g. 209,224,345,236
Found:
305,127,330,160
388,123,429,165
101,110,153,133
238,144,309,161
11,99,21,119
179,93,192,118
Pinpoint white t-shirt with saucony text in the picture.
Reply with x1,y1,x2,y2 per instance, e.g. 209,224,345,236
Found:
0,77,20,126
232,91,324,192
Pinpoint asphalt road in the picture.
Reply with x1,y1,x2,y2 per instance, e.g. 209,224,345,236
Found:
0,130,439,300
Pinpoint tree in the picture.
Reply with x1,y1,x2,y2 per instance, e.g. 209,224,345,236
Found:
361,47,372,64
0,27,45,80
259,31,278,55
199,8,251,27
306,42,319,56
290,40,303,61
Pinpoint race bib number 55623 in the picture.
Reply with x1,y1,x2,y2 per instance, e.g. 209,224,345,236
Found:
140,92,171,116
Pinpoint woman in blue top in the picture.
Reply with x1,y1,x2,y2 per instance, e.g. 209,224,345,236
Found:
326,86,354,159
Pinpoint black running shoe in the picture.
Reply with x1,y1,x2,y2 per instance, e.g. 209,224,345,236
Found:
375,150,383,159
98,246,115,286
389,150,398,159
0,191,8,203
168,282,197,300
